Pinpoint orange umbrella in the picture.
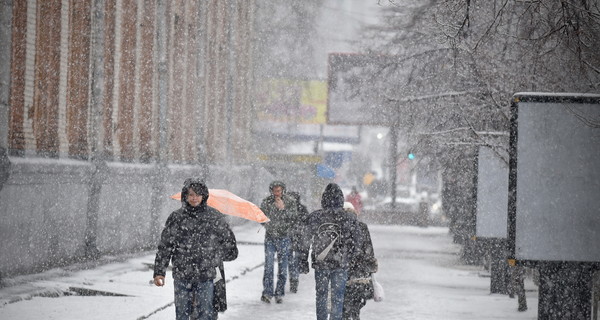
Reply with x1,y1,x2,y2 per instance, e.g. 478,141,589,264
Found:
171,189,269,223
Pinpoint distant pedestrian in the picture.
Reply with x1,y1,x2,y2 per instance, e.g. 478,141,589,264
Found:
342,202,378,320
287,191,310,293
153,178,238,320
260,181,297,304
299,183,362,320
345,186,363,214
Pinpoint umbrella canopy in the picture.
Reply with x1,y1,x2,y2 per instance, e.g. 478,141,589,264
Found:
171,189,269,223
316,163,336,179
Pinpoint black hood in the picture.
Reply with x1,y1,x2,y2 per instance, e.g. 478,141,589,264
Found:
321,183,344,209
269,180,286,194
181,178,209,212
288,191,300,202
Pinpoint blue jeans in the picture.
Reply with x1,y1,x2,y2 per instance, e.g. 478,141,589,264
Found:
262,236,290,297
314,268,348,320
174,279,214,320
288,247,300,282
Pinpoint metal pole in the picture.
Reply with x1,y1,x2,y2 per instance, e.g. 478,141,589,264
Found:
489,239,509,294
389,117,399,209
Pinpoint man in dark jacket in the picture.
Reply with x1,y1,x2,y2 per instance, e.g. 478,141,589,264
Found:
299,183,362,320
287,191,310,293
154,179,238,320
260,180,297,304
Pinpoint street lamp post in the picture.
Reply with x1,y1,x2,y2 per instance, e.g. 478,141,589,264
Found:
389,112,400,209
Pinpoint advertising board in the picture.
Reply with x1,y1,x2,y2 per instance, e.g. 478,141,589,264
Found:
508,93,600,263
475,146,509,239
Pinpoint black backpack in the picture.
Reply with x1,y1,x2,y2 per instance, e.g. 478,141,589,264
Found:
313,220,343,264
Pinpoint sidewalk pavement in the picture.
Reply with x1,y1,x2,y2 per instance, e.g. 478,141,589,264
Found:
0,224,539,320
0,222,267,320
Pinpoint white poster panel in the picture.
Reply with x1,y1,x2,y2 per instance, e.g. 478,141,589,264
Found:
514,98,600,262
476,146,509,239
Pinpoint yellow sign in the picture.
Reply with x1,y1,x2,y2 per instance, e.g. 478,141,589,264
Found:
255,79,327,124
363,172,375,186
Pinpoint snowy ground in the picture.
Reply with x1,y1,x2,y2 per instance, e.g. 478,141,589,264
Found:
0,223,539,320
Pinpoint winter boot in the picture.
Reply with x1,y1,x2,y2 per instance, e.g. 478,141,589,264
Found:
290,279,299,293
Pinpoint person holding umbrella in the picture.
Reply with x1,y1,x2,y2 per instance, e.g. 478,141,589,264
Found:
153,178,238,320
260,181,297,304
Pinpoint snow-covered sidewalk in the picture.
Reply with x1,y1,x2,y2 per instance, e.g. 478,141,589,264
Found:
0,224,539,319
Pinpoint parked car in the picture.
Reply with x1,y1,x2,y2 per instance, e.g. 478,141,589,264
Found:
369,192,446,226
375,195,420,213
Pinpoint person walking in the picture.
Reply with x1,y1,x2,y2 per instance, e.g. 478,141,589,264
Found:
345,186,363,214
287,191,310,293
153,178,238,320
299,183,362,320
342,202,378,320
260,181,297,304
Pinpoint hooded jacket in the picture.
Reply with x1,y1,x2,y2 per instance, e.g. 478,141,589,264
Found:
153,179,238,281
260,181,297,239
348,220,377,278
300,183,361,270
287,191,310,251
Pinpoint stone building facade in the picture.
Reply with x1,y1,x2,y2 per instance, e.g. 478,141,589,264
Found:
6,0,254,164
0,0,264,278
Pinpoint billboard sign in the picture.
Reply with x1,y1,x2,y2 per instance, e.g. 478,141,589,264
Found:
475,146,509,239
255,78,327,124
508,93,600,263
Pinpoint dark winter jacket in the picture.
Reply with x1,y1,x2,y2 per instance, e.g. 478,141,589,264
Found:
299,183,362,271
348,221,377,279
260,181,297,239
153,179,238,281
288,191,310,251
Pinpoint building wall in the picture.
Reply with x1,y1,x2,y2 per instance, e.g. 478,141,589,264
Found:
7,0,255,164
102,0,116,159
0,0,14,150
202,1,254,164
0,158,274,277
8,0,27,153
1,0,259,278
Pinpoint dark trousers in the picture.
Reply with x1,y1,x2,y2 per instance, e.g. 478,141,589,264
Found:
343,280,373,320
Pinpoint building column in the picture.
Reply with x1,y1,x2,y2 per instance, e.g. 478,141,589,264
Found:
0,0,13,193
